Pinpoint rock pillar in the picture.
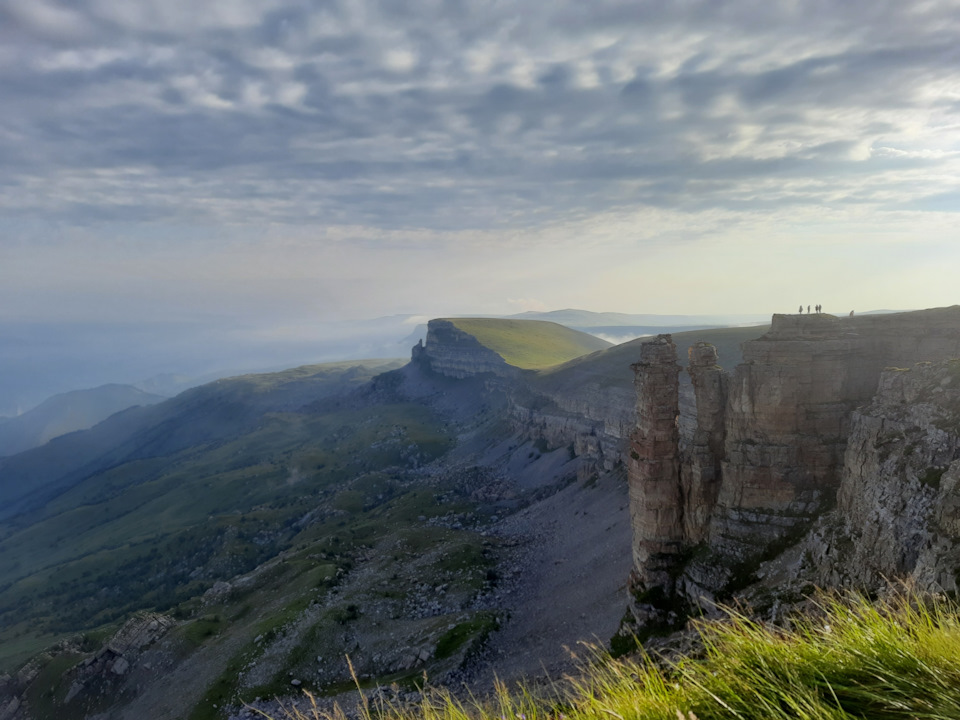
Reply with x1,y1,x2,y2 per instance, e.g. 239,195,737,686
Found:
682,342,727,543
628,335,683,593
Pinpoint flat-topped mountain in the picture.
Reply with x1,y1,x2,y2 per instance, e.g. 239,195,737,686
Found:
508,308,769,328
413,317,611,378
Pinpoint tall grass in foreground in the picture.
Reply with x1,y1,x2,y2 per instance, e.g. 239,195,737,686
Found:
258,590,960,720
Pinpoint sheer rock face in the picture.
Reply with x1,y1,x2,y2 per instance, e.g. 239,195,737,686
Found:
627,335,683,592
682,343,727,544
412,319,519,379
712,308,960,569
802,361,960,593
628,306,960,603
509,383,635,476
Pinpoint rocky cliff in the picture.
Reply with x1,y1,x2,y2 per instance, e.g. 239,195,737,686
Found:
413,320,520,379
627,307,960,613
803,359,960,593
627,336,683,593
508,327,760,484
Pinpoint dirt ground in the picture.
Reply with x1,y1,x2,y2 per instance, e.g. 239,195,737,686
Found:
467,462,632,689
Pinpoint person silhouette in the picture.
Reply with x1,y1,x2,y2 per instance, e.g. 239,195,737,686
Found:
799,305,803,314
807,305,811,314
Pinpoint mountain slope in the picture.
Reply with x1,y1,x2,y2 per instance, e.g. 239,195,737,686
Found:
0,359,405,523
445,318,611,370
0,354,604,720
0,359,427,664
0,384,167,457
532,323,767,393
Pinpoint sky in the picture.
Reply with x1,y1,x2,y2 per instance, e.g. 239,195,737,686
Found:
2,0,960,407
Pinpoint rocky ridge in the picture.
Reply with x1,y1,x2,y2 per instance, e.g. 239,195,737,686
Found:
627,307,960,616
797,359,960,593
412,320,520,380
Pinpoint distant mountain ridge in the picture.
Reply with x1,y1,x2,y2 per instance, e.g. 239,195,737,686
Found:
507,308,771,328
0,384,167,458
0,359,405,523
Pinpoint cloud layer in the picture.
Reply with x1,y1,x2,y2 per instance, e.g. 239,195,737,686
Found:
2,0,959,233
2,0,960,409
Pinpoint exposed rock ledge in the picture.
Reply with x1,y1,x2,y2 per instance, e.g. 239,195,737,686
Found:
794,359,960,594
626,307,960,613
412,319,520,380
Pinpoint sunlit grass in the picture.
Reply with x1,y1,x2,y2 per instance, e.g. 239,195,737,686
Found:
257,589,960,720
445,319,610,370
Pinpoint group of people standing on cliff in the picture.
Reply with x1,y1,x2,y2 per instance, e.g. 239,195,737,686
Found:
799,304,823,314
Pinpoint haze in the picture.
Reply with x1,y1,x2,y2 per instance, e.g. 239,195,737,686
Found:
2,0,959,412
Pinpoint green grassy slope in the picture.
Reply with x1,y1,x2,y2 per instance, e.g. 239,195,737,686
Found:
531,324,769,393
269,590,960,720
0,359,419,669
0,354,516,720
0,359,404,522
445,318,611,370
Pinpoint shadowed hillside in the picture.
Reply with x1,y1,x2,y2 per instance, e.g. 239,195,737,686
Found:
532,323,768,393
0,359,405,523
0,384,166,457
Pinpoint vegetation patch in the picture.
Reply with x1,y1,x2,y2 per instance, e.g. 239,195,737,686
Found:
433,612,499,660
181,614,226,648
921,465,947,489
268,590,960,720
446,318,611,370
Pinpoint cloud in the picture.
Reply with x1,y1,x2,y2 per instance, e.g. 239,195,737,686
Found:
1,0,960,329
0,0,956,236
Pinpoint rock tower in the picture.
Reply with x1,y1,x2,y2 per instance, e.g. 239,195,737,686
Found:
628,307,960,610
627,335,682,594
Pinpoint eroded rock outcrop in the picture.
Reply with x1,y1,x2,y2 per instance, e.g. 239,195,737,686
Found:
803,360,960,592
682,343,727,544
62,613,175,706
628,307,960,610
412,320,519,379
628,335,683,594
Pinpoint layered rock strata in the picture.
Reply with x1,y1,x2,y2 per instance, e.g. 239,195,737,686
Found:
628,307,960,606
681,343,727,544
627,335,683,592
412,319,519,379
804,360,960,592
508,385,635,478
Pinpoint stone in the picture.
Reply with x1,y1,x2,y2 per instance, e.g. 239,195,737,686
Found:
800,359,960,593
0,696,20,720
64,680,85,704
625,307,960,607
681,342,727,544
627,335,684,595
412,320,520,379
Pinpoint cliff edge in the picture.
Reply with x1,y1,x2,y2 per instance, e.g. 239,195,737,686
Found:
627,306,960,618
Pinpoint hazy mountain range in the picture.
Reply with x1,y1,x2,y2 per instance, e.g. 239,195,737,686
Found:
0,310,776,419
0,384,166,458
